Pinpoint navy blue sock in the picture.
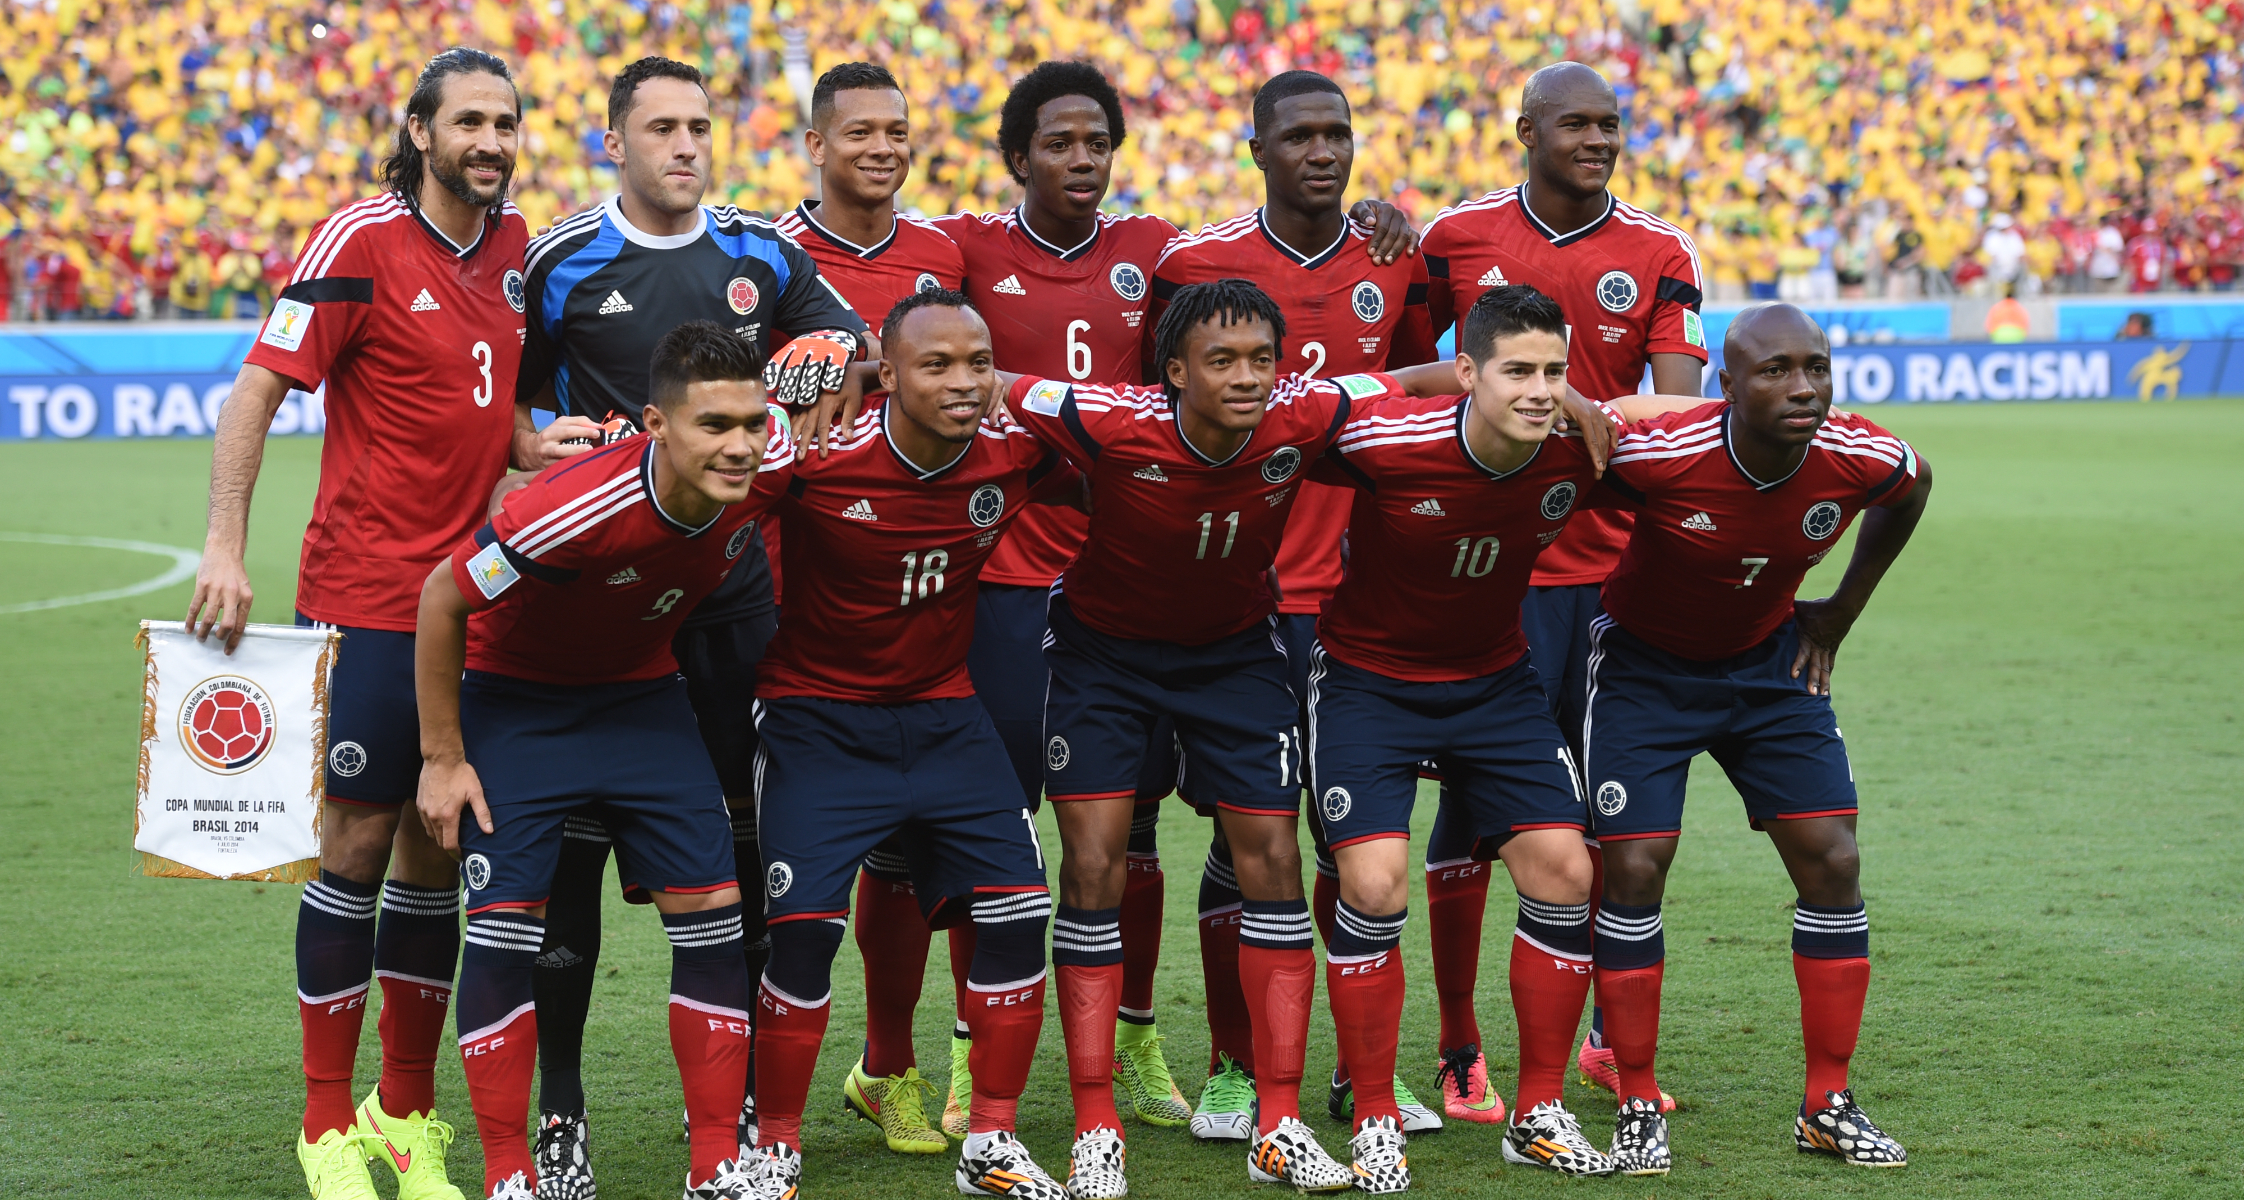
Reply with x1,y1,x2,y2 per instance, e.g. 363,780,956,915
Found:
1593,900,1664,971
1791,901,1870,959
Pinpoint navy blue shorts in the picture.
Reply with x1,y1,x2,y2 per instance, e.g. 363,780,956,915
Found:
298,613,418,807
1582,611,1858,841
1274,614,1334,867
1042,592,1301,816
970,583,1181,809
753,696,1050,928
673,611,777,800
1308,644,1586,851
456,672,735,912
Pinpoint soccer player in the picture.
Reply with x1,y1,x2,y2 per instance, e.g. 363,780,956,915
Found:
1415,59,1708,1119
1148,69,1439,1138
184,47,538,1200
770,62,968,1155
415,323,792,1200
514,56,869,1189
744,290,1075,1200
1582,303,1929,1173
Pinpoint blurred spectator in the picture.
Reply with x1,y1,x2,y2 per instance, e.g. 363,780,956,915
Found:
2117,312,2155,339
1985,285,2029,343
1980,214,2027,289
2089,219,2127,292
168,239,214,319
2126,220,2167,293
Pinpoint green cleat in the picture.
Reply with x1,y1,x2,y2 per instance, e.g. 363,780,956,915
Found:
942,1027,974,1140
842,1057,949,1154
1113,1019,1191,1127
296,1127,381,1200
355,1090,466,1200
1190,1054,1258,1142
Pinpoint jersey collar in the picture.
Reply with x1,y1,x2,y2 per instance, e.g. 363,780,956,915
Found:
1257,207,1350,270
1014,207,1101,262
1514,183,1615,248
639,441,724,536
403,195,494,259
1454,397,1546,480
882,400,974,480
1720,407,1808,491
793,200,898,258
606,194,708,250
1165,400,1256,468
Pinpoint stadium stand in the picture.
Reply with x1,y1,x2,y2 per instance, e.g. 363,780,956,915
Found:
0,0,2238,320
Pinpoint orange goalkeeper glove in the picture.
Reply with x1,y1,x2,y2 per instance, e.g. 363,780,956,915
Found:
764,329,861,410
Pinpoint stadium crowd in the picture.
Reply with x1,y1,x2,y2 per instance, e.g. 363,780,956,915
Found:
1,0,2241,320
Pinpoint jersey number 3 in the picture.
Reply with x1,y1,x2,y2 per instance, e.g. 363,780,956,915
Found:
471,341,494,408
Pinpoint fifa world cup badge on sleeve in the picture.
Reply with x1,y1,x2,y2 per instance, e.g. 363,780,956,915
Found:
133,621,340,882
1022,379,1070,417
467,541,521,599
260,298,314,352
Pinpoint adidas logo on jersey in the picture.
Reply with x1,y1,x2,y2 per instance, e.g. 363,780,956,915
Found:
1682,511,1718,532
991,275,1027,296
598,290,634,314
409,289,441,312
1410,498,1447,516
842,499,878,521
1476,265,1509,287
605,567,641,585
1134,464,1170,482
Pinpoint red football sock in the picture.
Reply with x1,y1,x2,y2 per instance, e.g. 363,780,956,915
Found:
458,1003,538,1192
1310,872,1347,1081
1585,842,1606,1049
1057,963,1126,1135
1425,859,1491,1053
375,971,450,1118
754,981,832,1150
299,984,370,1140
964,974,1046,1132
1119,861,1164,1018
1239,944,1313,1134
1325,946,1403,1127
671,995,752,1181
1795,954,1870,1110
854,870,930,1078
1596,963,1664,1106
1510,932,1594,1115
1198,909,1253,1073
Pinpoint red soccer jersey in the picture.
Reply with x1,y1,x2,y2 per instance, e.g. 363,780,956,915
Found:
245,193,530,631
757,397,1075,704
1312,385,1615,681
1007,371,1399,645
928,208,1178,587
1421,186,1707,586
1596,402,1920,662
770,203,965,335
1152,210,1437,614
449,421,796,684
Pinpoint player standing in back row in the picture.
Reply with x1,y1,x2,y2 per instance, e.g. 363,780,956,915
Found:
1416,60,1706,1120
185,47,544,1200
514,55,869,1197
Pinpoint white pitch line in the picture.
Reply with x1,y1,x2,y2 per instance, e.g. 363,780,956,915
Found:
0,532,203,615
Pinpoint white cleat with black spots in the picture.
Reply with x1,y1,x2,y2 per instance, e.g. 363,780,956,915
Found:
1795,1089,1906,1167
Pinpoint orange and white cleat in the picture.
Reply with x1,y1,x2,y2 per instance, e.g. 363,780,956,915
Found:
1576,1036,1675,1113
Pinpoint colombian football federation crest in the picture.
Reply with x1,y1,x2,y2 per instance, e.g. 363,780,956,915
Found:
968,483,1006,528
1595,781,1628,817
1595,270,1639,314
1110,262,1148,302
727,276,760,315
1046,736,1071,771
727,524,753,559
179,676,278,775
1261,445,1302,484
1320,787,1353,823
1352,280,1385,323
328,740,367,778
767,861,794,898
1541,482,1578,520
503,269,526,314
916,272,942,293
1802,500,1843,540
465,853,493,891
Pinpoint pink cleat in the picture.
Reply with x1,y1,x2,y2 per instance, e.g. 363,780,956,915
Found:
1576,1037,1676,1113
1434,1044,1506,1125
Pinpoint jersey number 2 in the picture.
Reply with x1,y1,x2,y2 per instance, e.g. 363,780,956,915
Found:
471,341,494,408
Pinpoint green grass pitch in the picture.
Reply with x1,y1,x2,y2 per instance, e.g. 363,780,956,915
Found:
1,401,2238,1199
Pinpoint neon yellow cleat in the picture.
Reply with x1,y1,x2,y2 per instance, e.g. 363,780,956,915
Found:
842,1057,948,1153
942,1028,973,1140
355,1090,466,1200
1113,1019,1190,1127
297,1127,381,1200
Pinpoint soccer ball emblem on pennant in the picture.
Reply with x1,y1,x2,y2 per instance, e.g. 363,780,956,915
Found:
179,676,277,774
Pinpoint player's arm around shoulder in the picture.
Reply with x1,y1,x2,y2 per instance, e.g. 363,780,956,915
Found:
1791,424,1933,695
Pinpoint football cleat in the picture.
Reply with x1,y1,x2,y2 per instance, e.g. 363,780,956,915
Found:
1608,1096,1672,1176
1246,1116,1353,1193
741,1143,802,1200
1064,1126,1129,1199
1433,1044,1505,1125
1190,1055,1258,1142
1112,1020,1191,1127
1325,1073,1442,1134
1795,1089,1906,1167
842,1058,948,1154
1500,1101,1614,1176
1576,1037,1675,1112
533,1110,596,1200
296,1127,382,1200
738,1092,759,1161
1347,1115,1411,1194
683,1156,767,1200
955,1130,1067,1199
487,1172,536,1200
943,1030,974,1140
356,1089,467,1200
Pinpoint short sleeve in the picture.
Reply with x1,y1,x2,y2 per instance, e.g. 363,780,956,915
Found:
1004,375,1095,463
1387,255,1438,367
449,474,586,609
1644,237,1710,362
242,218,373,390
747,402,799,508
1420,220,1457,335
773,240,870,339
